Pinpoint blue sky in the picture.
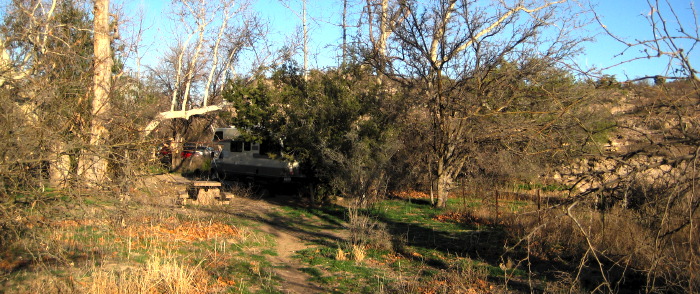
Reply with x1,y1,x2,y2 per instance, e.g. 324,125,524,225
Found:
583,0,698,80
121,0,698,80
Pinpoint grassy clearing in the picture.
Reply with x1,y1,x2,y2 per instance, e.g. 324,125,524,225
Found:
0,190,286,293
271,191,524,293
5,179,654,293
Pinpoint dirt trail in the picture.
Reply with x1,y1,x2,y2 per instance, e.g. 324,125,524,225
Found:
257,219,323,294
144,174,343,293
226,195,343,294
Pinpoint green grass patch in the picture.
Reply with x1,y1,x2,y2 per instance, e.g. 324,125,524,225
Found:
276,205,347,228
507,200,530,213
295,247,387,293
369,199,472,233
484,264,528,278
261,249,277,256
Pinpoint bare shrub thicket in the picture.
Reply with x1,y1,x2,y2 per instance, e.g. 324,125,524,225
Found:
0,0,170,195
0,0,94,191
576,82,697,292
347,205,392,251
469,81,699,292
0,6,184,292
446,1,700,291
540,0,700,289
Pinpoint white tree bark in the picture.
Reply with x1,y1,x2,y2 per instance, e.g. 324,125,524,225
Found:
141,103,231,137
170,37,192,111
201,2,234,107
83,0,112,185
303,0,308,81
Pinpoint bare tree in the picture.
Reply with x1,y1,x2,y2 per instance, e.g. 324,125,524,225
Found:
0,0,105,187
0,0,58,88
143,0,262,135
371,0,589,207
364,0,408,61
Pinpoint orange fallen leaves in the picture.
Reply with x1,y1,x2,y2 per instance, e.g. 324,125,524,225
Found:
217,276,236,286
121,221,240,242
392,190,431,199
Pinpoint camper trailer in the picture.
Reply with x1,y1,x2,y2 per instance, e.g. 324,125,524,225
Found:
210,127,304,184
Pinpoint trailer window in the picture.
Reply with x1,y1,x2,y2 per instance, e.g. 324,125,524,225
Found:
230,141,243,152
214,131,223,141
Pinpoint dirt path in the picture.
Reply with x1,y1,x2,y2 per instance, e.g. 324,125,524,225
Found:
256,219,323,294
226,194,343,294
143,174,343,293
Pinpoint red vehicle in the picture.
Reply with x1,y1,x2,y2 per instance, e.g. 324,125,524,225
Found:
156,145,172,166
180,144,215,159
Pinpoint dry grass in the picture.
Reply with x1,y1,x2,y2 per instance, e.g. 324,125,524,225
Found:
347,206,392,250
335,247,347,261
442,191,699,293
82,256,210,294
0,187,273,294
351,244,365,262
384,258,491,294
119,217,240,242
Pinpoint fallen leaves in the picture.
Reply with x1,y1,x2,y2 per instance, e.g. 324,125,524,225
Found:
392,190,431,199
217,276,236,286
120,221,240,242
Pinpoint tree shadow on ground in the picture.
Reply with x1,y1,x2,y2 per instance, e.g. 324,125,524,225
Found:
199,193,348,249
367,198,591,292
371,197,652,293
370,206,506,263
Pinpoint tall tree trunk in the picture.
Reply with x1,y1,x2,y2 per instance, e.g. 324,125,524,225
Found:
170,129,184,171
377,0,389,56
83,0,112,185
302,0,308,82
342,0,348,64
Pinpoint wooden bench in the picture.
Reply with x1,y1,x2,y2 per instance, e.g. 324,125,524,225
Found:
178,181,230,205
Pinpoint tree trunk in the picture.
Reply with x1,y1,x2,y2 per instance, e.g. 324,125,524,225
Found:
377,0,389,56
170,122,186,171
435,160,450,208
49,142,71,188
83,0,112,185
